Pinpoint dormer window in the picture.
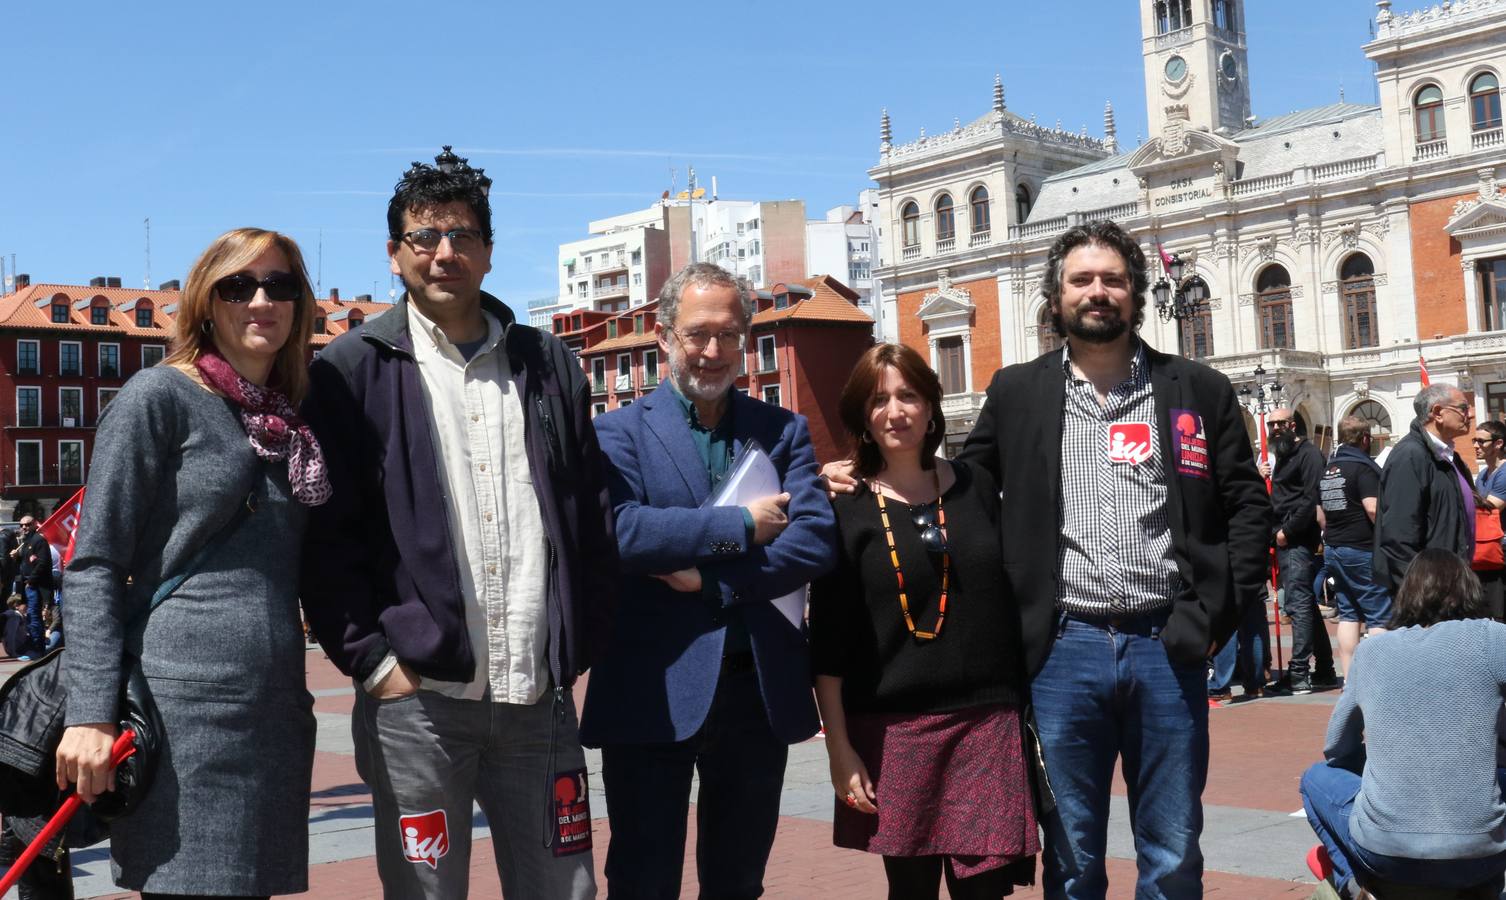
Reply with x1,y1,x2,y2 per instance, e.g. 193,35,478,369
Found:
315,317,327,334
51,304,69,324
136,308,152,328
91,303,109,326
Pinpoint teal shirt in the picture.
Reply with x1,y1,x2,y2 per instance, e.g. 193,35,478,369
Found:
668,385,753,655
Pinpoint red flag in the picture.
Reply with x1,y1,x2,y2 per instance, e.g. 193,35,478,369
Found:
1155,241,1175,272
1419,354,1431,387
37,487,85,566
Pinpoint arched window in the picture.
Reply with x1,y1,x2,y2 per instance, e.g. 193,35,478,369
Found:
1256,264,1293,350
1015,184,1032,223
969,187,990,234
1470,72,1502,132
901,202,919,247
1414,84,1446,144
1037,305,1063,357
1178,277,1214,360
1213,0,1235,30
1350,399,1393,458
934,194,955,242
1340,253,1378,350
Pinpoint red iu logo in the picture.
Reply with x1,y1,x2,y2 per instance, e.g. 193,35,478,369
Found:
399,809,449,870
1107,423,1154,466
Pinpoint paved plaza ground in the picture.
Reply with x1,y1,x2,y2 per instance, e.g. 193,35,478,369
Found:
4,609,1342,899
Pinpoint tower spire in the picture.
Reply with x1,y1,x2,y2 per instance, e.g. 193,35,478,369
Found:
1103,100,1118,153
880,108,892,151
993,73,1005,112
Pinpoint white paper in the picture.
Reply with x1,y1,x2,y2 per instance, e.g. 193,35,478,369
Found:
705,440,807,629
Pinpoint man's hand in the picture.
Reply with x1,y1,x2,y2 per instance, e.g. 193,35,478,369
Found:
820,460,861,499
652,568,703,592
747,493,791,545
369,661,420,701
1275,529,1288,548
1257,460,1271,480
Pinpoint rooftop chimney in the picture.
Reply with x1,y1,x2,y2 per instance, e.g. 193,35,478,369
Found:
106,276,122,288
14,274,28,288
355,293,372,302
158,279,180,291
89,277,108,288
329,288,340,301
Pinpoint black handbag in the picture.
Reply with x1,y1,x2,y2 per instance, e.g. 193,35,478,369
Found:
0,475,262,832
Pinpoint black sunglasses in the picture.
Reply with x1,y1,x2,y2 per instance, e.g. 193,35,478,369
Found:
910,504,949,554
214,272,302,303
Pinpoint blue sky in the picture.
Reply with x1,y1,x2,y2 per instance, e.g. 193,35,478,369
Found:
2,0,1386,307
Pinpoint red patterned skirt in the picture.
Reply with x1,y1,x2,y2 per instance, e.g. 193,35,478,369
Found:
833,703,1039,879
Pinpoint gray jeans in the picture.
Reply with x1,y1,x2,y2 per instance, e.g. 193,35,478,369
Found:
352,687,597,900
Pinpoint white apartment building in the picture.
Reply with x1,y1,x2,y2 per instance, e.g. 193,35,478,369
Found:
806,189,883,334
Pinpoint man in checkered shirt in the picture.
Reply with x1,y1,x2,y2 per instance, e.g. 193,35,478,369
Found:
957,221,1272,899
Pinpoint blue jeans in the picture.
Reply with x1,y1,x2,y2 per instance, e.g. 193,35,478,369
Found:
1208,597,1270,694
22,585,45,652
600,668,788,900
1324,544,1392,627
1300,760,1506,895
1032,613,1209,900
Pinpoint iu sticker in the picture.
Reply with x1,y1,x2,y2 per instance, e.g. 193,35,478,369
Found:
553,768,593,857
1170,409,1212,480
399,809,449,870
1107,422,1154,466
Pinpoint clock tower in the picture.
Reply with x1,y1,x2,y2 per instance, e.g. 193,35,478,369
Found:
1141,1,1252,144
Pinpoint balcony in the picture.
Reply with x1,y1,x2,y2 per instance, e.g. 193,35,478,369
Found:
591,377,608,396
594,281,629,299
969,229,991,248
1414,138,1448,162
935,236,956,254
901,244,921,261
614,373,632,392
1473,127,1504,152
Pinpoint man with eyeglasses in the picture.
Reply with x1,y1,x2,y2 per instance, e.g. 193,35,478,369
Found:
1266,408,1338,695
579,262,836,899
1374,383,1478,598
300,148,615,899
12,516,52,659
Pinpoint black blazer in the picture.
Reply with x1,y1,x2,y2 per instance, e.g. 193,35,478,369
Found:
959,344,1273,676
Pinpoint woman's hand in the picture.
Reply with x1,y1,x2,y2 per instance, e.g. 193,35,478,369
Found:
55,723,119,803
827,742,877,814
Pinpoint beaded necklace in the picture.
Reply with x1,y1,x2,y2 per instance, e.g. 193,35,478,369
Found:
873,468,948,641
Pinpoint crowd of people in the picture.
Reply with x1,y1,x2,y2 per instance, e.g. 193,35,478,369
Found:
0,147,1495,900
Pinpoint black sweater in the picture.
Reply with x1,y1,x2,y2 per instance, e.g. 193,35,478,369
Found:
809,462,1026,715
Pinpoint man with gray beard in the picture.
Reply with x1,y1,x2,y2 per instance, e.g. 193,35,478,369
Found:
580,262,836,899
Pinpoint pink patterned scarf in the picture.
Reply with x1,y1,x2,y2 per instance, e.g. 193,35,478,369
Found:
195,351,332,506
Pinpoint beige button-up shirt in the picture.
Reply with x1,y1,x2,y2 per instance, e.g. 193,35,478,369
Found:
365,301,550,704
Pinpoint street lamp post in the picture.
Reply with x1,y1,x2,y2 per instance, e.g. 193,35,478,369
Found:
1151,251,1209,357
1239,363,1286,674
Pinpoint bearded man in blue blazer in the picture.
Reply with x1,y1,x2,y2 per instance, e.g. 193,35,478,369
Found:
580,262,837,900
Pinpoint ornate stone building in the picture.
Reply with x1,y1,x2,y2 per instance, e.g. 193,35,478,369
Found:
871,0,1506,458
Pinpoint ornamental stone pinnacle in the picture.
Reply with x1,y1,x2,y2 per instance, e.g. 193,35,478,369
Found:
1104,101,1119,153
993,73,1005,112
880,108,892,150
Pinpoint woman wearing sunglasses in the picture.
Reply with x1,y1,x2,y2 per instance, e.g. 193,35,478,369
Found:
55,228,326,898
809,343,1037,900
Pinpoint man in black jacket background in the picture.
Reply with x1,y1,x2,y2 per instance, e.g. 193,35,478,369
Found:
1373,383,1477,596
1266,408,1336,694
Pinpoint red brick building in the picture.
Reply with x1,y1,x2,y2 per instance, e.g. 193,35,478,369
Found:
560,275,874,464
0,277,390,519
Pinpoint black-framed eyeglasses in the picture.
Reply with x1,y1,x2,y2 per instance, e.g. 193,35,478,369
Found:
401,228,485,255
1266,419,1292,431
1472,437,1494,444
213,273,302,303
911,503,949,554
671,328,746,352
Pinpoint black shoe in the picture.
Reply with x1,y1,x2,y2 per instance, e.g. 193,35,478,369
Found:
1264,676,1293,696
1291,674,1313,695
1312,669,1341,690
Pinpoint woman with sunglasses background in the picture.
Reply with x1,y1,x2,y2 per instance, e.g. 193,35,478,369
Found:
55,228,327,898
809,343,1037,900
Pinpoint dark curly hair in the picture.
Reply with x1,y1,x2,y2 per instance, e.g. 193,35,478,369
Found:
1042,220,1149,336
1392,547,1487,629
387,161,494,246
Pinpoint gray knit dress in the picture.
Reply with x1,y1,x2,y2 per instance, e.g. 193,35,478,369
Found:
63,365,315,895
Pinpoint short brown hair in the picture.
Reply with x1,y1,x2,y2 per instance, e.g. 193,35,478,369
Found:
1337,415,1371,447
838,343,946,478
1392,547,1486,628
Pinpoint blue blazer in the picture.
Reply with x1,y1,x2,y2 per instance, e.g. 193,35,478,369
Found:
579,382,836,746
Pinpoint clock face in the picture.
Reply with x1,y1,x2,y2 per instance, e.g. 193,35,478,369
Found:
1165,56,1188,83
1220,52,1238,80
